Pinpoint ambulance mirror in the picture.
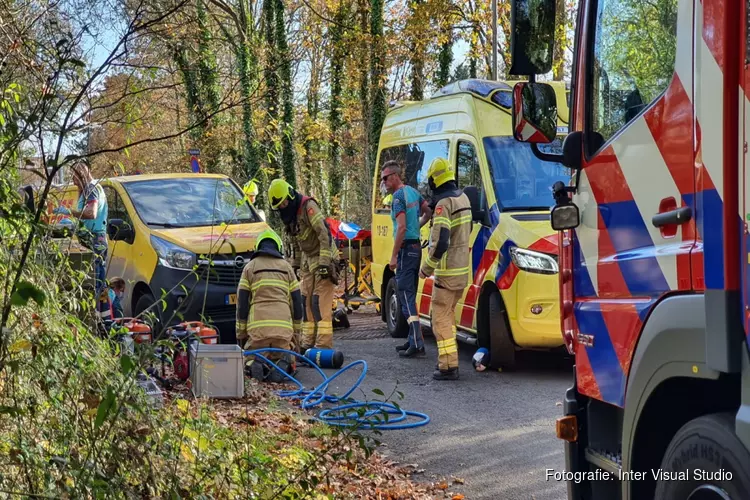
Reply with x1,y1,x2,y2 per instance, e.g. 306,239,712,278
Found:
509,0,556,75
512,82,557,144
551,204,579,231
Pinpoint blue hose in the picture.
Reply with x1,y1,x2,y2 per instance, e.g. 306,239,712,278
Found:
243,348,430,430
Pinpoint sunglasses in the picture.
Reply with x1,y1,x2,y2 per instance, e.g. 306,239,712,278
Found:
381,172,395,182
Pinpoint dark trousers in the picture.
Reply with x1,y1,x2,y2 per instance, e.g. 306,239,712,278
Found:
396,241,424,349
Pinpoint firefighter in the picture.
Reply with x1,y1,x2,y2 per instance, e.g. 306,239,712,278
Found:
243,179,259,204
236,228,303,382
268,178,339,350
419,157,471,380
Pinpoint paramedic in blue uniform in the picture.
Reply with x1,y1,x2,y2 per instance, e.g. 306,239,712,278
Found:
54,164,109,298
381,160,432,358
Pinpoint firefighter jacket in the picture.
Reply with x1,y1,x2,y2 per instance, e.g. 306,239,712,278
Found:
421,191,472,290
286,197,338,269
236,251,303,342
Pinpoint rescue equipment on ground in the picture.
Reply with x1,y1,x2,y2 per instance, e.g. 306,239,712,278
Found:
189,343,245,399
163,322,220,381
244,348,430,430
472,347,490,371
304,348,345,369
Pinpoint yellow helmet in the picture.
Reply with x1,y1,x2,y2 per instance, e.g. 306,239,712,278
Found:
255,228,283,252
268,178,294,209
383,194,393,206
243,180,259,197
426,157,454,189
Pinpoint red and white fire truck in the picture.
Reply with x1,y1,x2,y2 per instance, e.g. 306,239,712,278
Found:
509,0,750,498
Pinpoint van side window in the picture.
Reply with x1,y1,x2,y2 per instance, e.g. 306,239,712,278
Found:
457,141,480,188
375,139,450,210
588,0,678,150
104,187,133,230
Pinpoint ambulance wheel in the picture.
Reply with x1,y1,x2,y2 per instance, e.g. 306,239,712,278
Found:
135,292,162,334
655,413,750,500
486,291,515,371
385,277,408,338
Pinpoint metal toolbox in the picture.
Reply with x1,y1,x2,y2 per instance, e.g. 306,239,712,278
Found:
189,344,244,399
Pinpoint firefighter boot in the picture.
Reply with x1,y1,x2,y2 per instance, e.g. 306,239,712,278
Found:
395,341,410,352
433,367,459,380
399,345,426,358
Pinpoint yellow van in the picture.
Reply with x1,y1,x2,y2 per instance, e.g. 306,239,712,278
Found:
371,79,569,369
47,173,268,342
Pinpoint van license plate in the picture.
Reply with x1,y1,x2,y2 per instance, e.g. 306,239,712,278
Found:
225,294,237,305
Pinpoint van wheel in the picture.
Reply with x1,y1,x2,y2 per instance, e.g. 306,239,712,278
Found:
384,277,408,338
485,291,516,371
135,292,163,335
655,413,750,499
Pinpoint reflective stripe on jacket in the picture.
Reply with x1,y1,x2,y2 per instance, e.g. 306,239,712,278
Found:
236,255,300,341
421,193,472,290
287,197,338,268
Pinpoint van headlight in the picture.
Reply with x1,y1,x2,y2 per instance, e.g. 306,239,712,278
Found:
509,247,558,275
150,235,196,270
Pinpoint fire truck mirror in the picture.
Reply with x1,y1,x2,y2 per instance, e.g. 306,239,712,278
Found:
508,0,556,75
512,82,558,144
551,204,579,231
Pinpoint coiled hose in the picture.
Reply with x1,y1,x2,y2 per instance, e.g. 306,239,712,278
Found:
243,348,430,430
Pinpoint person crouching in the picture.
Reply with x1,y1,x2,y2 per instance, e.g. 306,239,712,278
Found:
236,229,304,383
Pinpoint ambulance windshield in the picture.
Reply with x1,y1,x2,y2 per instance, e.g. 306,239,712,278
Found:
483,136,571,211
124,177,261,228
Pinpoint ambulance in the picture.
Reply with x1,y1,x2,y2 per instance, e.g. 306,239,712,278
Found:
47,173,267,343
371,79,570,369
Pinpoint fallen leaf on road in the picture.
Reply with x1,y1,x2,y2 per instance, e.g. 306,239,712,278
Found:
556,401,563,406
453,477,465,484
452,494,465,500
437,481,449,490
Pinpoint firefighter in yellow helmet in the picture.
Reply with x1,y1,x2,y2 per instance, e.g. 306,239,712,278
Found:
268,179,339,350
236,228,304,382
243,179,259,204
419,157,472,380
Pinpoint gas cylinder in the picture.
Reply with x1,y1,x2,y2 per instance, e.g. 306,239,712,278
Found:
304,348,344,369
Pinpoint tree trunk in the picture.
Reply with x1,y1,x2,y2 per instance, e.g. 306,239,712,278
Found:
436,26,453,88
552,0,566,81
329,0,346,210
408,0,424,101
358,0,370,185
469,23,478,78
196,0,222,172
262,0,279,178
275,0,296,187
236,0,262,209
368,0,386,179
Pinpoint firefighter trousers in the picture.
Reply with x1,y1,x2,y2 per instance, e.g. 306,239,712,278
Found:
299,267,334,349
432,285,462,371
246,336,292,362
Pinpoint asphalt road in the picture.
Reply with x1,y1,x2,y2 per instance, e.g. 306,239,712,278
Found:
295,308,574,500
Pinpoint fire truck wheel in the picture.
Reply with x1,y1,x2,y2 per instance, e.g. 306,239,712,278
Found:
654,413,750,500
385,277,408,338
135,292,163,335
486,291,515,371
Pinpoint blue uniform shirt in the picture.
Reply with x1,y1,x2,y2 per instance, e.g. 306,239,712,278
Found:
391,185,423,241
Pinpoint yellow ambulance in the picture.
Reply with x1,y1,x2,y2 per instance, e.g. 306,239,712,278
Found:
371,79,569,369
47,173,268,342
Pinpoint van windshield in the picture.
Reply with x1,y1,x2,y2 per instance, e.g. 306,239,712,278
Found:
483,136,570,211
123,177,260,228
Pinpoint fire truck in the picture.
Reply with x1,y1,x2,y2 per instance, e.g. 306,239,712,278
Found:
508,0,750,498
